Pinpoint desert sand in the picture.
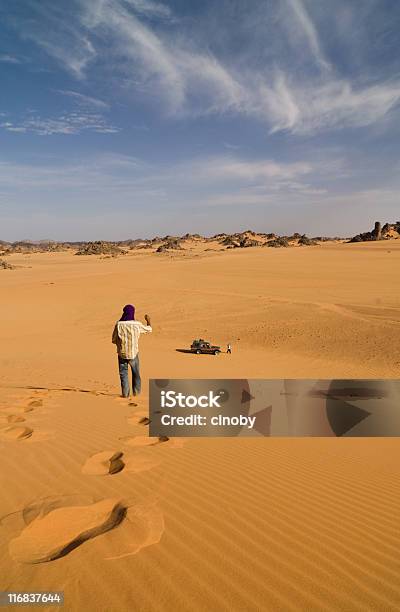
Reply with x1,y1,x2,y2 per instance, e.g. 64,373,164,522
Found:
1,240,400,611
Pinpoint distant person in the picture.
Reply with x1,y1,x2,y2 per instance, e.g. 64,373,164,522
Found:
112,304,152,398
227,343,232,354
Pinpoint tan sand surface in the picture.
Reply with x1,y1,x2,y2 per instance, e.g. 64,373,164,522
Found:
1,242,400,611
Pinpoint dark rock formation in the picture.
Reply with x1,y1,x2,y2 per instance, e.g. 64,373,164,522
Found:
373,221,382,240
266,237,289,248
164,239,183,249
156,238,184,252
382,221,400,237
349,221,399,243
298,234,318,246
0,258,15,269
221,236,240,248
239,238,259,248
75,241,125,256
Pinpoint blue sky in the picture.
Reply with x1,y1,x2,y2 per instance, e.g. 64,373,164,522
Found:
1,0,400,240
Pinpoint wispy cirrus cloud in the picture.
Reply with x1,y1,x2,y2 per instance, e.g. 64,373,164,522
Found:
124,0,172,19
261,74,400,135
0,54,21,64
1,151,398,239
0,151,328,240
5,0,400,136
55,89,110,110
83,1,400,132
286,0,330,72
0,112,119,136
0,153,315,193
188,156,313,183
38,36,96,79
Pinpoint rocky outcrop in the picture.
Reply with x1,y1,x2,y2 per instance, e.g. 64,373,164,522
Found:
75,241,125,256
373,221,382,240
0,259,15,269
5,241,69,253
382,221,400,237
298,235,318,246
266,237,289,248
221,236,240,248
350,221,399,243
156,238,184,253
239,237,259,248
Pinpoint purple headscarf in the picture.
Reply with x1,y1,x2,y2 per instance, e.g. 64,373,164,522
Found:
120,304,135,321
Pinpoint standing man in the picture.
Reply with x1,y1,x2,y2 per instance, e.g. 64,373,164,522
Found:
112,304,152,398
227,343,232,354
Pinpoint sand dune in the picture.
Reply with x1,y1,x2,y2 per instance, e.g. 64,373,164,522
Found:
1,242,400,610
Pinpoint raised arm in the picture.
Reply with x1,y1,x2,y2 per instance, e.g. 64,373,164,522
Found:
139,314,152,333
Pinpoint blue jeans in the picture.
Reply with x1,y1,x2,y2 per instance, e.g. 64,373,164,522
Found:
118,355,141,398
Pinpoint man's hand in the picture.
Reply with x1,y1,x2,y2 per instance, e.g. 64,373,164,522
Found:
144,314,151,325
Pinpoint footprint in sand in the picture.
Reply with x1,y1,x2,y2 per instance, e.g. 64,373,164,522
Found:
128,411,151,426
27,399,43,408
82,449,161,475
18,397,45,414
113,395,145,407
105,502,164,560
7,415,26,423
82,451,125,475
118,435,183,448
1,426,33,441
9,498,126,564
119,435,165,447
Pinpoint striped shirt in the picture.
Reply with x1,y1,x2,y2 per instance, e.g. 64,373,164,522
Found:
112,320,152,359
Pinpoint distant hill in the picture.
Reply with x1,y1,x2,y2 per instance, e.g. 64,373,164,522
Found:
0,229,348,256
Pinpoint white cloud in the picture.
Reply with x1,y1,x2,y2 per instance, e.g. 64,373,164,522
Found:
26,19,96,78
286,0,330,71
0,112,119,136
10,0,400,135
55,90,109,109
190,156,312,182
285,79,400,134
124,0,172,19
0,152,399,239
258,73,300,133
223,143,241,151
82,0,186,112
81,1,400,132
0,153,314,193
4,126,27,133
0,54,21,64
